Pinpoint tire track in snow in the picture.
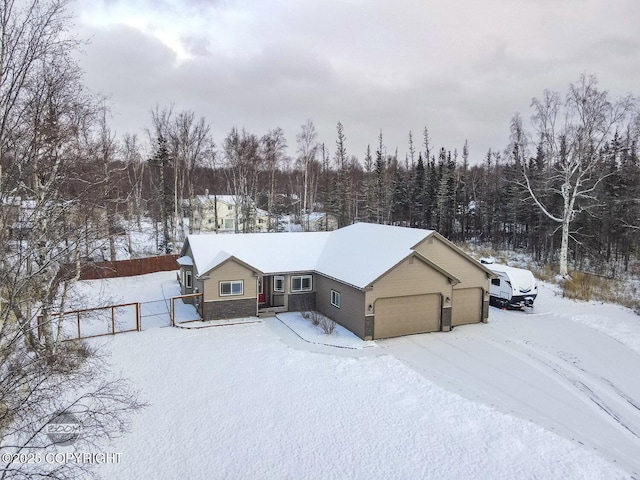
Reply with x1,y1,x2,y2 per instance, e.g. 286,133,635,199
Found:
475,334,640,442
538,361,640,441
394,336,575,419
378,328,640,476
597,376,640,412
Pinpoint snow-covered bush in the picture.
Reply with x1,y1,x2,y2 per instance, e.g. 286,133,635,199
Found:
310,311,321,326
318,315,337,335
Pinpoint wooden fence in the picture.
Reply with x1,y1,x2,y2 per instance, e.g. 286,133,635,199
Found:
77,255,180,280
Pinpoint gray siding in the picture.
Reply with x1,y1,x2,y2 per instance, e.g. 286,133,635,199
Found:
315,274,366,339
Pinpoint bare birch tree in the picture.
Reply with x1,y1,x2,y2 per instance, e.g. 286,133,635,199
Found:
262,127,287,232
514,75,635,276
0,2,145,478
223,127,261,233
296,120,317,230
122,133,145,234
170,110,212,235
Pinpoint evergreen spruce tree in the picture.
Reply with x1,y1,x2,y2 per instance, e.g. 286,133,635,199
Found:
361,145,376,223
406,131,417,225
425,154,437,229
413,153,426,227
319,143,334,231
458,141,470,240
148,134,173,253
334,122,350,227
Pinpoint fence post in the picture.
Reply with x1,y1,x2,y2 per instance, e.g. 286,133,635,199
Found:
136,303,140,331
171,297,175,327
77,312,81,340
111,306,115,335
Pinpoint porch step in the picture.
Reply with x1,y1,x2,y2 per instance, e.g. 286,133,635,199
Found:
257,306,287,318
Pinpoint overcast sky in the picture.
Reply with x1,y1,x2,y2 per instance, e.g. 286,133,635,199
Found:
72,0,640,164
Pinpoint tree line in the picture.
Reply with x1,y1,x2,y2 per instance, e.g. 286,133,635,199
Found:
3,72,637,277
135,76,639,278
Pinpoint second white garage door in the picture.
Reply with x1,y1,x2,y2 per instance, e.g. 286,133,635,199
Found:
374,294,441,339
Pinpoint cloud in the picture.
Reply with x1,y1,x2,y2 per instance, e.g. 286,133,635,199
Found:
73,0,640,163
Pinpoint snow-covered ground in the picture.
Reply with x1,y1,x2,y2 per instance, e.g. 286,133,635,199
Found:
277,311,377,349
77,274,640,479
61,272,199,338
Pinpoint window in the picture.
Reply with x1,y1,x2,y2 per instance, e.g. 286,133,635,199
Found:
274,276,284,292
224,218,234,229
330,290,340,308
220,280,243,296
185,270,193,289
291,275,312,292
258,277,263,295
491,278,500,287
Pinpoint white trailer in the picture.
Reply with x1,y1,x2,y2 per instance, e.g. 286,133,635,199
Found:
481,260,538,309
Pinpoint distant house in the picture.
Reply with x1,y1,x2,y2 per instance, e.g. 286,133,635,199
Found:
177,223,496,340
193,194,268,233
1,196,109,240
300,212,338,232
279,212,338,232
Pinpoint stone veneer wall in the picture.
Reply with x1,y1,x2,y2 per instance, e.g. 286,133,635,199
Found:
203,299,256,320
287,292,316,312
441,306,452,332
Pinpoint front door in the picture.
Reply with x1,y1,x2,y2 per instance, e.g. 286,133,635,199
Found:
258,276,265,304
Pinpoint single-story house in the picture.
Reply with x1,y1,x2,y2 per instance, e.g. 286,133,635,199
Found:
177,223,496,340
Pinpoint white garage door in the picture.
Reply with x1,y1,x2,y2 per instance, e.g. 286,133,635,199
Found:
374,294,441,339
452,288,483,327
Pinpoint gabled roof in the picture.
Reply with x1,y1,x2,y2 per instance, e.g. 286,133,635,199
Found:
416,231,497,278
183,223,454,289
365,250,461,288
200,252,264,278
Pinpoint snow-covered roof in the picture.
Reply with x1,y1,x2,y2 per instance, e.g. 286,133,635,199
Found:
315,223,435,287
195,194,242,205
185,223,437,289
187,231,329,276
176,255,194,266
486,263,536,291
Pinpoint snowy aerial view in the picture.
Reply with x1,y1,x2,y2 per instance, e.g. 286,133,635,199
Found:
2,1,640,479
80,273,640,479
